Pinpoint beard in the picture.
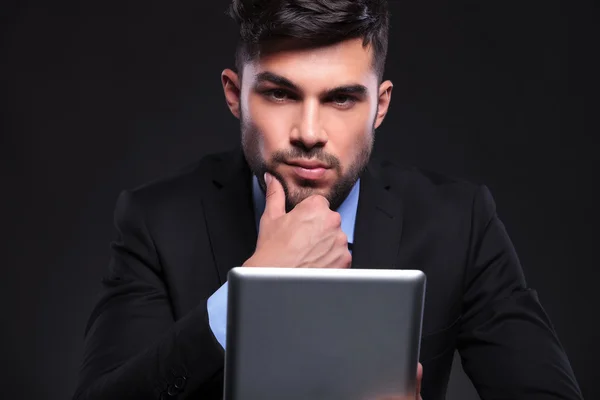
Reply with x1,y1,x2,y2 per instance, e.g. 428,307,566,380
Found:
240,110,375,212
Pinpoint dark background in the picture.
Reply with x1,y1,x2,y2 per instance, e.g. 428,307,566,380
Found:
1,1,597,399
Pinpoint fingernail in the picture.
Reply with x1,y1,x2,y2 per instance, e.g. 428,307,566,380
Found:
264,172,272,184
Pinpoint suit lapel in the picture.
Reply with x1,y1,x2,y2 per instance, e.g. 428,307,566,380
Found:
202,149,258,284
351,161,404,269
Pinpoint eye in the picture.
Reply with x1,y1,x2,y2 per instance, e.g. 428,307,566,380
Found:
264,89,291,102
330,94,357,108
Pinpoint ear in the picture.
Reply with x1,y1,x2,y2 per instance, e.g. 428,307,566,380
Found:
374,80,393,129
221,68,241,119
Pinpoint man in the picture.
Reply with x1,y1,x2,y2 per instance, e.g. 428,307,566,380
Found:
73,1,583,399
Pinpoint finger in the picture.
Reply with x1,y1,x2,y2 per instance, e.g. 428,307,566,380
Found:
416,362,423,398
368,362,424,400
263,172,286,218
297,193,330,211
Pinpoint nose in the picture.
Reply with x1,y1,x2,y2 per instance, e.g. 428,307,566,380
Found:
290,99,328,150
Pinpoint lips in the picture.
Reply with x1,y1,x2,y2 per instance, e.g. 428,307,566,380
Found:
285,159,329,180
286,159,329,169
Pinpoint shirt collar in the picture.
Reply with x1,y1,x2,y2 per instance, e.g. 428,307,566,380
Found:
252,175,360,244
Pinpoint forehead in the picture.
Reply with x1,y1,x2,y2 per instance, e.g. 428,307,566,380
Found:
243,37,378,89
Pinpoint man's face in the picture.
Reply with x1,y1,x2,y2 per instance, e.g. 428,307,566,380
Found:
222,38,393,211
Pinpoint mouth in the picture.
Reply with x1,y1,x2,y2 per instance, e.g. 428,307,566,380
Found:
285,159,330,180
286,159,329,169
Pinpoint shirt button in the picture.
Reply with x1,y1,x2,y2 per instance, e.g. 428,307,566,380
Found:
174,376,186,390
167,384,179,396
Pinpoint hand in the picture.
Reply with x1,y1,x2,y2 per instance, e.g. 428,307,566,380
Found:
243,172,352,269
374,362,423,400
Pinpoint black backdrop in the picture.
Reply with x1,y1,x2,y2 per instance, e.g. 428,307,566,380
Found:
2,1,597,399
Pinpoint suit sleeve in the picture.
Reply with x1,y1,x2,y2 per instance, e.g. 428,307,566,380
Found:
457,185,583,400
72,190,224,400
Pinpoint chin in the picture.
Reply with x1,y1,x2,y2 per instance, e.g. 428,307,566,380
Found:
287,179,336,202
288,185,331,206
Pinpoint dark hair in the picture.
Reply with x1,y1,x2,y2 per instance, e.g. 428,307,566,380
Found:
227,0,390,81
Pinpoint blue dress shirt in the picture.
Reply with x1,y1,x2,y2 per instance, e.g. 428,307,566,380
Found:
206,175,361,349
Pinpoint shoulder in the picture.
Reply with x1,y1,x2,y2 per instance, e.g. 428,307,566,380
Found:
374,158,482,199
114,150,234,215
371,158,493,219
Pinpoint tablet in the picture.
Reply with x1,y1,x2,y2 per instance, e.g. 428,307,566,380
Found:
223,267,426,400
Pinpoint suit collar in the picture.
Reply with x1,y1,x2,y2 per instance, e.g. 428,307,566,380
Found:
201,149,258,284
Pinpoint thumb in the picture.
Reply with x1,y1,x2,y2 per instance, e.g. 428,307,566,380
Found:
263,172,286,218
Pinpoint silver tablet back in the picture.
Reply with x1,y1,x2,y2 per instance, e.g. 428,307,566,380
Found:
224,267,426,400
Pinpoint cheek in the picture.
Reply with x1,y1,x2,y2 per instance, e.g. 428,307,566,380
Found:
247,95,293,154
325,107,374,164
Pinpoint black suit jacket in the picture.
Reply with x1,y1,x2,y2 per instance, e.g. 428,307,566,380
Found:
73,149,582,400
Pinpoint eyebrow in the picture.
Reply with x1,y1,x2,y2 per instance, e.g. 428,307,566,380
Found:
254,71,369,97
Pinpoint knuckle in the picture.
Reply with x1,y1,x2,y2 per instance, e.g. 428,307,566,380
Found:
327,211,342,227
341,251,352,268
264,188,278,202
299,196,316,210
336,231,348,245
318,195,331,208
307,195,329,208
